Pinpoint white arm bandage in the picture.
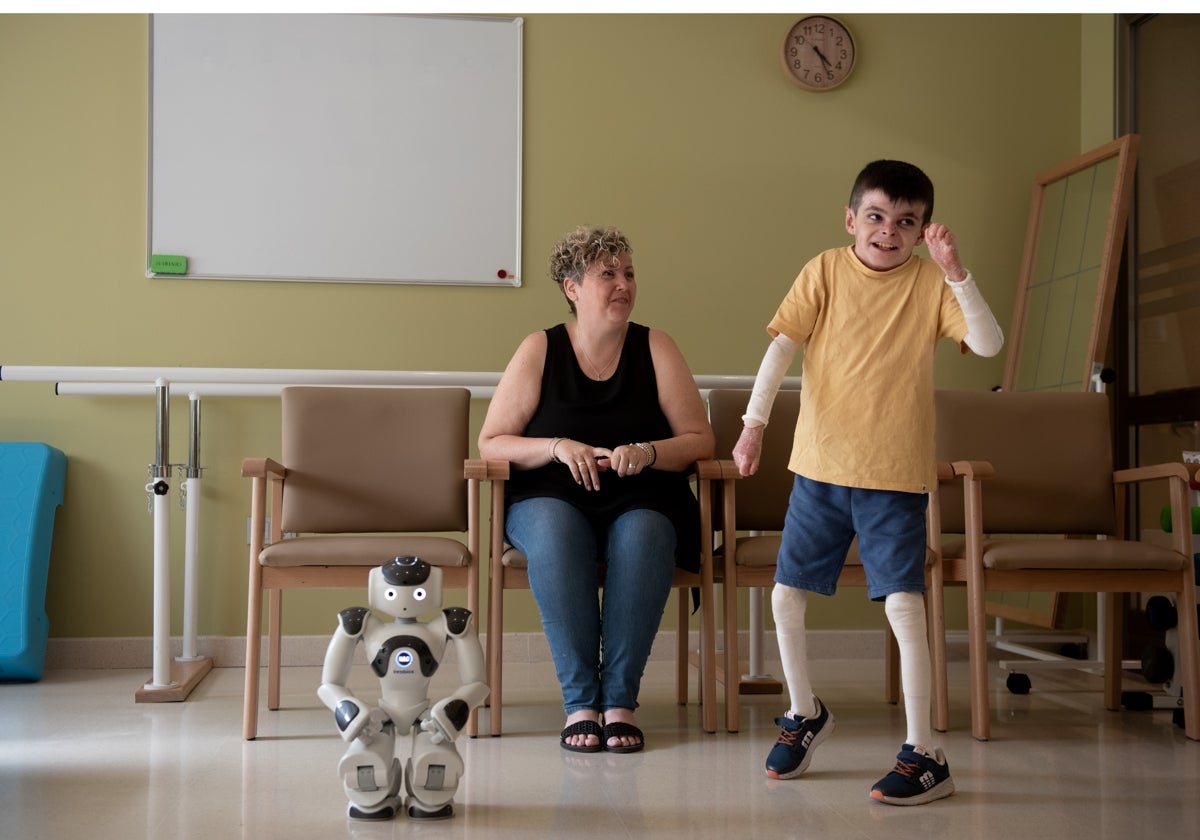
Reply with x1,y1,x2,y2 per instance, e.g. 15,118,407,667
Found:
948,272,1004,358
742,333,799,427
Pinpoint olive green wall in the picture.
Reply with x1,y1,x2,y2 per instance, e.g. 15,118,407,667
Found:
0,13,1111,641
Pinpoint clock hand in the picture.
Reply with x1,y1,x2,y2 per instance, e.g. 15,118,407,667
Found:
812,45,833,69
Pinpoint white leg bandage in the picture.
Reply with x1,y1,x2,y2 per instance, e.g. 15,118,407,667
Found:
772,583,816,719
884,591,932,750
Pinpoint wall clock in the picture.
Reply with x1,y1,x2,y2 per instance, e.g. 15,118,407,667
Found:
781,15,857,92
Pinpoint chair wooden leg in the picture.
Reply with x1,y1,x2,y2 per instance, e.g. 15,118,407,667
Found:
884,621,899,704
927,588,949,733
267,588,283,711
464,537,480,738
1175,579,1200,741
967,572,990,741
723,581,741,733
243,477,268,741
698,575,717,734
243,565,263,741
1102,593,1124,711
676,590,689,706
487,574,504,737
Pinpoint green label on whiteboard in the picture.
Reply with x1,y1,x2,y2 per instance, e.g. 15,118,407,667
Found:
150,254,188,274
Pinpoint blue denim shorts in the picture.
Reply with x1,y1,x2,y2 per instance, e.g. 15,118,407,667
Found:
774,474,927,601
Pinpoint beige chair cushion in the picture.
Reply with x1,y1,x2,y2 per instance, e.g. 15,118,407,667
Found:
941,537,1187,572
500,545,527,569
723,535,934,568
258,534,471,568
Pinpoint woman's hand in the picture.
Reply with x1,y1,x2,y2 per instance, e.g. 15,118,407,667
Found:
556,441,651,489
554,439,603,490
597,443,651,479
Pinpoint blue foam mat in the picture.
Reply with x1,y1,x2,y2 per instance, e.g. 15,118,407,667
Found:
1,443,67,681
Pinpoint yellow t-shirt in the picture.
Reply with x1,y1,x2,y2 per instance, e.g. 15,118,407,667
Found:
768,246,967,493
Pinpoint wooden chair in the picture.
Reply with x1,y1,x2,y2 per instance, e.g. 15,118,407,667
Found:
703,388,949,734
482,460,719,736
241,386,487,740
933,388,1200,741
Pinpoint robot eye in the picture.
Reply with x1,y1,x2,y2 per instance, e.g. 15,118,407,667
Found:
385,589,397,600
413,587,427,601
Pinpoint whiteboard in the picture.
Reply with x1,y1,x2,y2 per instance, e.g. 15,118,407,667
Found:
148,14,522,286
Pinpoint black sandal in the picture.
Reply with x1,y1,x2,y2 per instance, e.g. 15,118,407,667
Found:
602,721,645,754
560,720,603,753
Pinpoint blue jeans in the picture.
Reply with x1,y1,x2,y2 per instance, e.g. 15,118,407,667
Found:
506,497,677,714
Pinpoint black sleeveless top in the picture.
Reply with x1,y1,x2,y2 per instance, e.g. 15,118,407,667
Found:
505,322,700,571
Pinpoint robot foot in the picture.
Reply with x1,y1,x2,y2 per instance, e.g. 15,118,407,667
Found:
408,802,454,821
348,797,401,822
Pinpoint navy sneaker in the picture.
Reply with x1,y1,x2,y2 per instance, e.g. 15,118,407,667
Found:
764,697,835,779
870,744,955,805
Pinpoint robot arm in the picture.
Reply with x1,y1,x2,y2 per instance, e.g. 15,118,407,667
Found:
421,607,490,745
317,606,378,743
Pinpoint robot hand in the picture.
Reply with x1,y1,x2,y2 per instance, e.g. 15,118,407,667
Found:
425,683,486,744
420,715,450,746
331,696,379,744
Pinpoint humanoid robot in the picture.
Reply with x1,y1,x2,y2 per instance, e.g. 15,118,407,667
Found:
317,555,489,821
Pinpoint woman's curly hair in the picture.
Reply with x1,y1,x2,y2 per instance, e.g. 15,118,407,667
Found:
549,225,632,314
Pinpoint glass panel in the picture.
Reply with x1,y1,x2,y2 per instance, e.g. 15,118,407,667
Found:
1034,276,1078,390
1006,137,1137,393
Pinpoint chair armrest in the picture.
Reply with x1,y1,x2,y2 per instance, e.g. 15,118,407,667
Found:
241,457,285,479
695,458,741,481
950,460,995,480
465,458,510,481
1113,461,1195,486
935,460,955,482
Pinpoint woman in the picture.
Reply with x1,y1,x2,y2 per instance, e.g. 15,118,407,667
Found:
478,225,714,754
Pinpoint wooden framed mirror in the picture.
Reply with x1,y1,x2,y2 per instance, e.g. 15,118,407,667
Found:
1003,134,1140,393
992,135,1140,630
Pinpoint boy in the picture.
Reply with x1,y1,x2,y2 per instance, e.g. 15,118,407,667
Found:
732,160,1003,805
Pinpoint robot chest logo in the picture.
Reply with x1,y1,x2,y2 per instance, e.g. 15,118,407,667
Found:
372,635,436,679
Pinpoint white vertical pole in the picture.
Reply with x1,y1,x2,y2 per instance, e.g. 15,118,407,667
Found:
145,379,176,689
747,527,768,679
180,392,202,662
748,586,766,679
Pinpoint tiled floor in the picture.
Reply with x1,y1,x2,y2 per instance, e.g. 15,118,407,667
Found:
1,654,1197,839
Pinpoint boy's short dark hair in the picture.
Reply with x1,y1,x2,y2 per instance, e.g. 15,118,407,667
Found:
848,160,934,225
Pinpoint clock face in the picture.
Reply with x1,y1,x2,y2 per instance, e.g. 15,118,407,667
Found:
781,16,856,92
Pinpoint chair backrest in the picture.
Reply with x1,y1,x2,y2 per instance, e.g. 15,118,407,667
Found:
934,389,1116,536
708,389,800,531
279,386,470,534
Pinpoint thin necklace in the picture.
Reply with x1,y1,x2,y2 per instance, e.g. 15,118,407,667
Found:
576,329,623,380
580,343,620,380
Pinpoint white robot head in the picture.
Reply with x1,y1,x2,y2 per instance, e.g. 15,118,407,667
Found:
369,555,444,619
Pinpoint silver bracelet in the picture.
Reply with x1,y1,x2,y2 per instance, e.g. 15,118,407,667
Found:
633,441,656,467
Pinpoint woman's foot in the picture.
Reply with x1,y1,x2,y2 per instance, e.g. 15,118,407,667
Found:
560,710,602,752
601,708,645,753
